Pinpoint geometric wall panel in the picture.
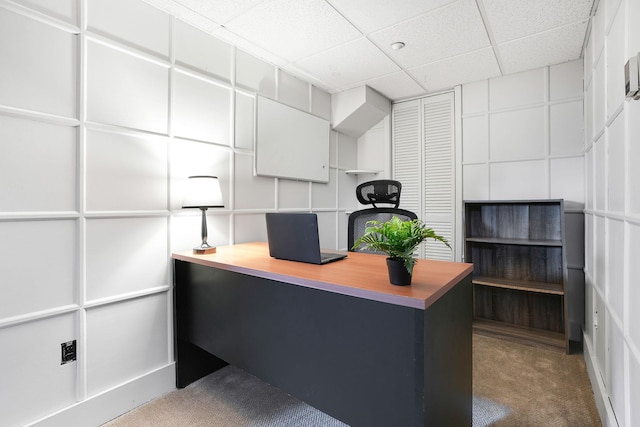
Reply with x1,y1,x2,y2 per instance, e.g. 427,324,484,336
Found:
463,164,489,200
606,219,624,320
85,217,169,301
85,129,168,212
0,220,77,318
87,40,168,134
490,160,548,200
234,91,255,150
489,68,545,110
550,156,584,204
550,100,584,156
490,107,546,161
235,49,276,98
0,115,77,212
0,313,77,427
0,9,76,117
462,115,488,163
12,0,78,24
87,0,170,57
175,19,231,81
173,71,231,144
86,293,169,396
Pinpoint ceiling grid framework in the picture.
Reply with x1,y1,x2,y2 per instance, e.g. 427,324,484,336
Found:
143,0,595,101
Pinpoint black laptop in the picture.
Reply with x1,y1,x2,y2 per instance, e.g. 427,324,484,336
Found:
265,212,347,264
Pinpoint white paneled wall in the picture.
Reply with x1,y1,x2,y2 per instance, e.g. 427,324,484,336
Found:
173,71,231,144
583,0,640,426
1,314,78,427
462,60,585,204
0,1,352,425
0,116,77,211
0,9,77,117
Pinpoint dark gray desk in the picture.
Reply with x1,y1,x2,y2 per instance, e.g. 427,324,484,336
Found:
173,242,473,426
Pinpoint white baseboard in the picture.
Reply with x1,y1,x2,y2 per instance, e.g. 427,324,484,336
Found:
583,337,619,427
29,363,176,427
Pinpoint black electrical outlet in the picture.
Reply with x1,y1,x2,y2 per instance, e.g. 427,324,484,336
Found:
61,340,76,365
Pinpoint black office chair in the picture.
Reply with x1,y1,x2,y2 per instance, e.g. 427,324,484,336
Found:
349,179,417,253
348,207,418,254
356,180,402,208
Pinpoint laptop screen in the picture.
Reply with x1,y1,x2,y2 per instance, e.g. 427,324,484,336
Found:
265,213,346,264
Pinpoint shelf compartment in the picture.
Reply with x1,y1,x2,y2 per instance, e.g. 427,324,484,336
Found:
473,318,566,352
472,276,564,295
473,285,564,333
467,242,564,285
465,237,562,247
464,202,562,241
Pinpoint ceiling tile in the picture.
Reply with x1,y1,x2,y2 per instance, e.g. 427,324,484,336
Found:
482,0,593,43
144,0,595,101
294,37,400,89
224,0,362,62
408,47,501,92
369,0,491,68
327,0,457,33
212,27,288,67
281,64,333,92
498,20,588,75
360,71,426,101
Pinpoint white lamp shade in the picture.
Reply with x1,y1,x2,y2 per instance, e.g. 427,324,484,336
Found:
182,175,224,208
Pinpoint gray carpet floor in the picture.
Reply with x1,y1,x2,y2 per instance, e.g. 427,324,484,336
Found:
104,334,601,426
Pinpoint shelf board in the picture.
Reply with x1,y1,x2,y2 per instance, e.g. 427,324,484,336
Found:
465,237,562,246
344,169,379,175
472,276,564,295
473,319,566,352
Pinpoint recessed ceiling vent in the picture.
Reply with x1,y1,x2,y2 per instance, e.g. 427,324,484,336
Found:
331,86,391,138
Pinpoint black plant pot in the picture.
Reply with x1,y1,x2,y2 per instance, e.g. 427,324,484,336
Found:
386,257,412,286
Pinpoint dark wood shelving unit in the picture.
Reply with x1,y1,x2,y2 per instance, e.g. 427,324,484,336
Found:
464,200,585,353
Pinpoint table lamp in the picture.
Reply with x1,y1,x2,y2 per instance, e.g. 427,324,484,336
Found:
182,175,224,254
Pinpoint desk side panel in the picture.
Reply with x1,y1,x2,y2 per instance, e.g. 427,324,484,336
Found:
423,273,473,426
174,260,423,427
174,261,229,387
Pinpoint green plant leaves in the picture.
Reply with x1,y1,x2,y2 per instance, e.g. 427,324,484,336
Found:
352,216,451,274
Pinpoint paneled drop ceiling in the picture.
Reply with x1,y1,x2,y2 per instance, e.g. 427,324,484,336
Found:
143,0,595,101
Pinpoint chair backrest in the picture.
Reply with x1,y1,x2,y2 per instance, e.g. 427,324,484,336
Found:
348,207,418,253
355,180,402,208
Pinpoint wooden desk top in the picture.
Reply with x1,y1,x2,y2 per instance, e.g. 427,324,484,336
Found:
172,242,472,310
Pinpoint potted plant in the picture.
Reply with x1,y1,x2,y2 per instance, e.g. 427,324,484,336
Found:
352,216,450,286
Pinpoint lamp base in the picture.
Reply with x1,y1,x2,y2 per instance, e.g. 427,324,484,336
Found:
193,246,216,254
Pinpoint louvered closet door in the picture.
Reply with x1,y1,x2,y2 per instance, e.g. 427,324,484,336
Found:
392,99,421,217
392,92,455,261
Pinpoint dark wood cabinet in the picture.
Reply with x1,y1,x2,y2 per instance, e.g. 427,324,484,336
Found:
463,200,584,353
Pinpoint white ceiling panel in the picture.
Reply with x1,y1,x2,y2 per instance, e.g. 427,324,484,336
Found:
212,26,289,67
224,0,361,62
409,47,502,92
361,71,427,101
370,0,491,69
498,20,589,75
327,0,457,33
281,63,334,92
294,37,400,89
143,0,595,101
482,0,593,43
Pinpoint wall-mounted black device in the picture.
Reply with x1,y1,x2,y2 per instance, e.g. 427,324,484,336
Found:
625,53,640,100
